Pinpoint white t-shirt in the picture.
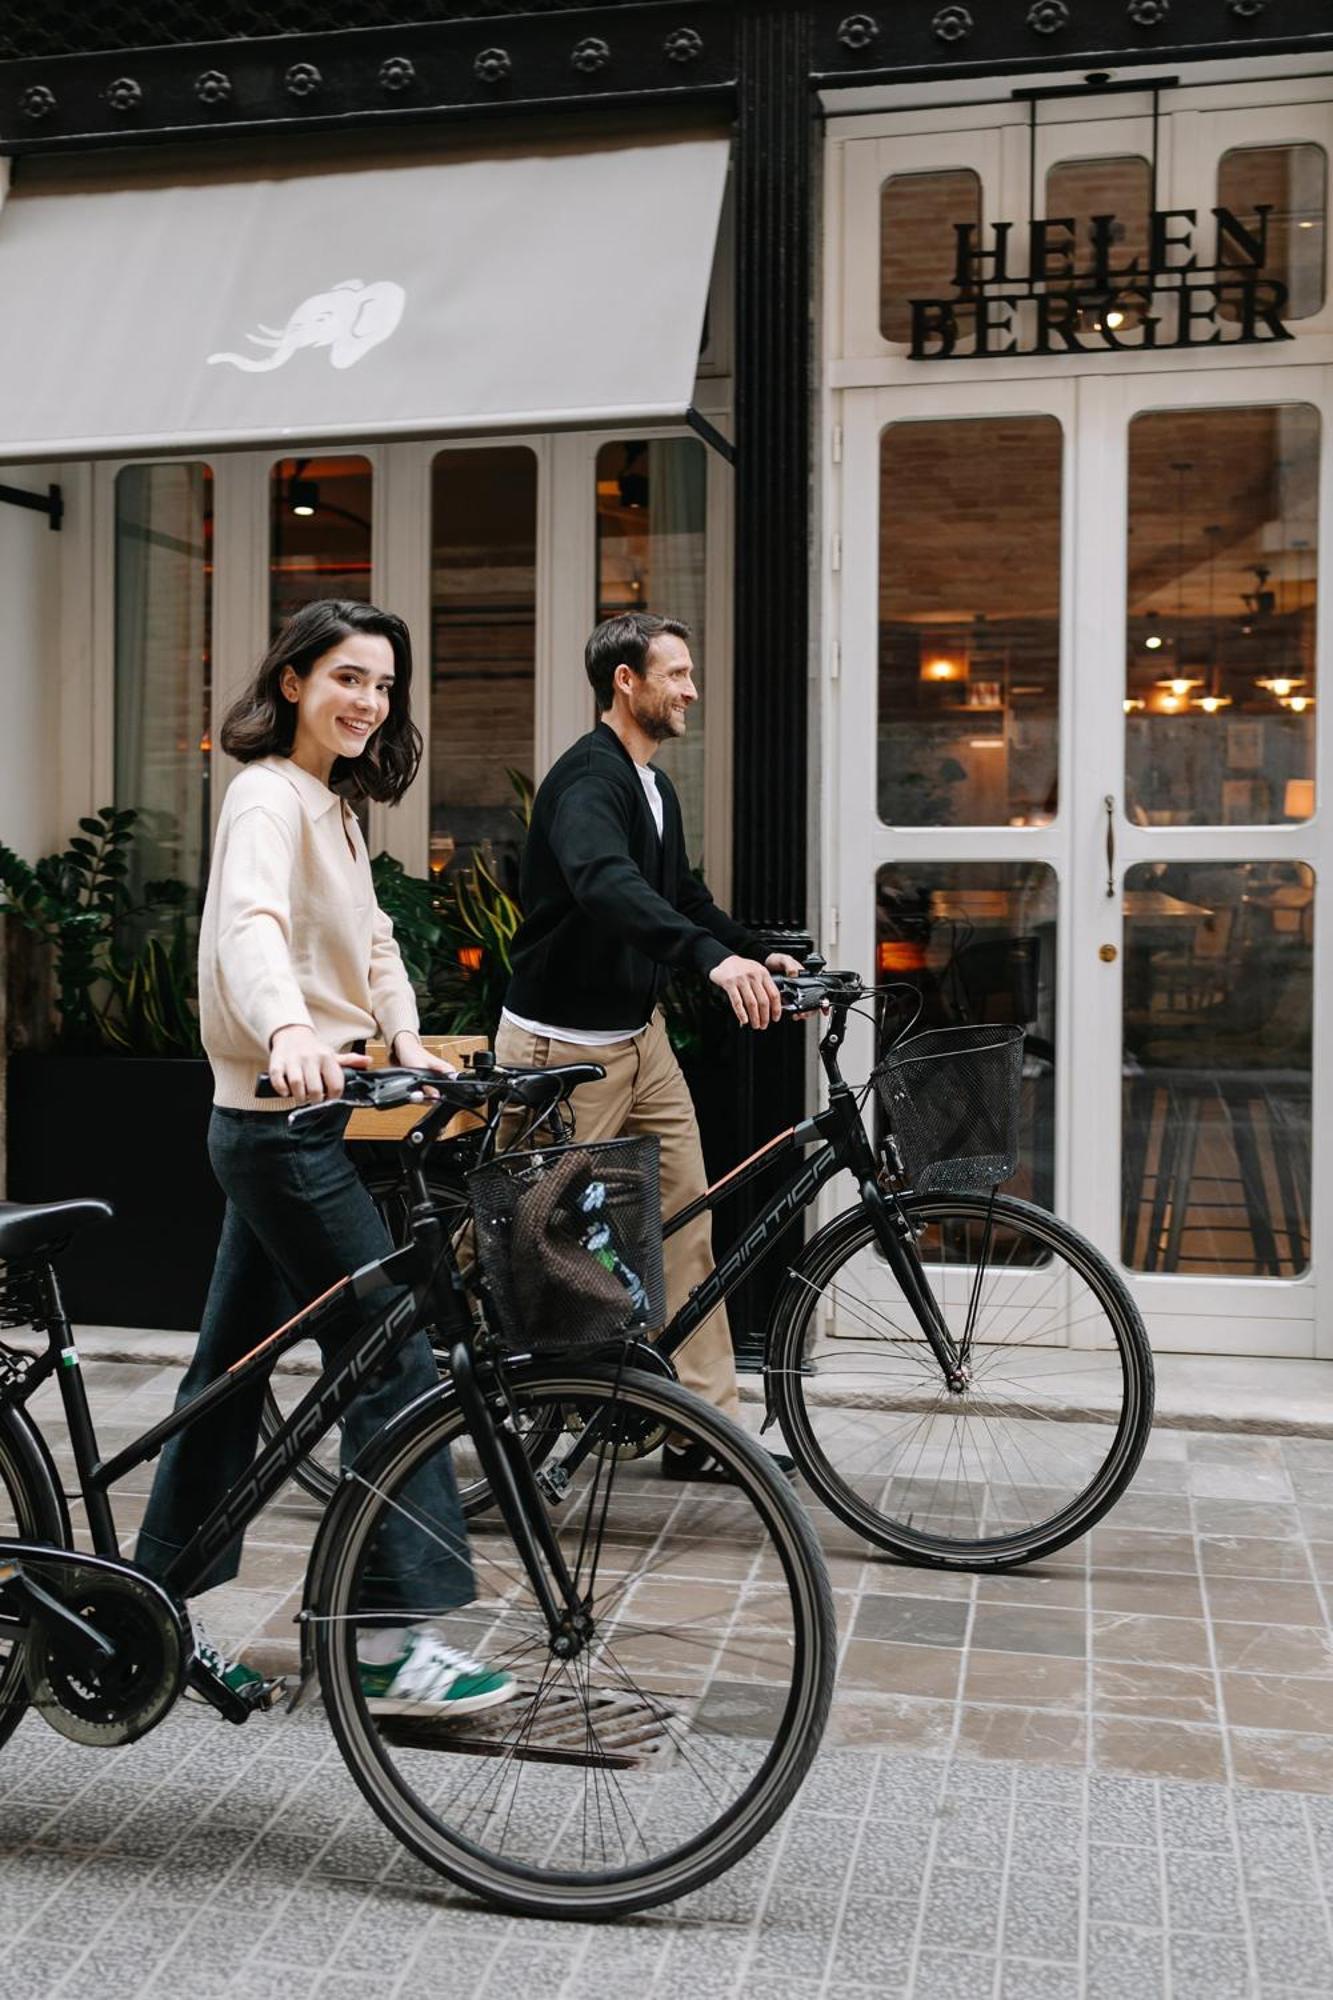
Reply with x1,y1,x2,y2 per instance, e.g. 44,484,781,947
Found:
501,755,664,1048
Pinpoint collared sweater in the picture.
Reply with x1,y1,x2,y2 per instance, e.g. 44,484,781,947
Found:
199,754,419,1110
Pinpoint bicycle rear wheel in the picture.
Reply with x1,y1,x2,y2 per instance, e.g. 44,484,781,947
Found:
311,1363,835,1918
0,1410,70,1751
769,1193,1154,1570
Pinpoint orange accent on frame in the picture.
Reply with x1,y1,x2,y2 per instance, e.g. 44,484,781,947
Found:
703,1128,796,1201
226,1274,351,1375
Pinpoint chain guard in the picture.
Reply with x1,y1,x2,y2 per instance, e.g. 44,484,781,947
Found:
21,1551,186,1747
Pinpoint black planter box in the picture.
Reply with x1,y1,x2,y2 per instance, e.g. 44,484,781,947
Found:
5,1053,221,1331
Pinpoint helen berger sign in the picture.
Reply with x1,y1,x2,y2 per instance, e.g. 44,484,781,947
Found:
910,205,1294,358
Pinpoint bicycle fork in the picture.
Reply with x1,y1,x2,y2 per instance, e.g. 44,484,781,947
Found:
448,1343,591,1660
859,1181,972,1392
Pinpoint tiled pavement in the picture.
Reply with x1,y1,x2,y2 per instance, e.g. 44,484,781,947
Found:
8,1361,1333,1996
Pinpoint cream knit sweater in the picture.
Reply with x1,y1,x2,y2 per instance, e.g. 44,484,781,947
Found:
199,755,419,1110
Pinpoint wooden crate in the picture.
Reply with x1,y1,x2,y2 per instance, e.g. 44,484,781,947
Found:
345,1035,489,1143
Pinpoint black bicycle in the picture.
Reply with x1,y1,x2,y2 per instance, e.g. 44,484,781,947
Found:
270,961,1153,1570
0,1061,835,1919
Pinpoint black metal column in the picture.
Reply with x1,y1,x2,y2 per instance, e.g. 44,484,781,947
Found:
729,3,815,1348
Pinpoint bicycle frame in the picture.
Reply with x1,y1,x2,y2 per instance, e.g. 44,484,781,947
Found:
0,1185,584,1643
654,1009,963,1387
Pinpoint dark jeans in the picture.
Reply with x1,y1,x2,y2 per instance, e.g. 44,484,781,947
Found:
136,1104,474,1610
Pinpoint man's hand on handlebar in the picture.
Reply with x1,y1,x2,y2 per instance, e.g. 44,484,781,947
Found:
708,954,785,1030
266,1025,369,1103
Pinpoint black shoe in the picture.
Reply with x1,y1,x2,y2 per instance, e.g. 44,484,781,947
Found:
662,1440,798,1484
662,1440,734,1484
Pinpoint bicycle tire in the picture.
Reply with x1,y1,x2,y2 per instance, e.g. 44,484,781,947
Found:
0,1408,71,1752
309,1362,836,1918
768,1193,1154,1570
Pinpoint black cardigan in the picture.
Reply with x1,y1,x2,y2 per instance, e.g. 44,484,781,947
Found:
505,723,762,1032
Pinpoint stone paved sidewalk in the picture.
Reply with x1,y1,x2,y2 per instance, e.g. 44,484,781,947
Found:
7,1359,1333,1997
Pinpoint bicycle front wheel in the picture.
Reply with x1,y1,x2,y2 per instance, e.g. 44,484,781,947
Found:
769,1194,1154,1570
311,1364,835,1918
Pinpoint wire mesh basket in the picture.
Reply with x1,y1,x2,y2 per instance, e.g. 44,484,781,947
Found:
467,1136,666,1352
873,1024,1024,1193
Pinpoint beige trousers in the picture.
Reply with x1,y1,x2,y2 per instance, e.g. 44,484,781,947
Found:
493,1011,740,1420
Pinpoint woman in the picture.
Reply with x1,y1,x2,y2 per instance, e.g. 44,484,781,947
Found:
136,598,512,1719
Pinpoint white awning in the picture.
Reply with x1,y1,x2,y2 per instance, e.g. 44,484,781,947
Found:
0,132,729,460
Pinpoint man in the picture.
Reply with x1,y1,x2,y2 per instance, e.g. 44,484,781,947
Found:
495,610,804,1479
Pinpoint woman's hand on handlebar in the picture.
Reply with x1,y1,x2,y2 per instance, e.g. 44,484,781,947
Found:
391,1030,457,1100
267,1025,369,1103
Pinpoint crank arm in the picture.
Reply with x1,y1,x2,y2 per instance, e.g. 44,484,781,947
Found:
0,1558,115,1660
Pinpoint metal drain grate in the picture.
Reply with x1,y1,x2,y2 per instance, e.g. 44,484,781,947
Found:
379,1680,679,1769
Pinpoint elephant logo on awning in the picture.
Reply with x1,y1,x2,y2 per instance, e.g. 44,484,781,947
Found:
207,278,405,372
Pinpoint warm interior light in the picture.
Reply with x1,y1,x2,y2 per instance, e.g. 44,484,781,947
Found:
1258,676,1302,699
968,737,1005,750
1123,698,1146,713
878,939,927,975
1194,695,1231,714
922,656,963,682
1299,219,1316,229
456,946,485,973
1285,777,1316,818
1144,634,1163,651
1105,309,1125,330
1286,694,1312,714
1159,693,1182,712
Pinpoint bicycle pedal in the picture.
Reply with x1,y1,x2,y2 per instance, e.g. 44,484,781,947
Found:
184,1657,286,1724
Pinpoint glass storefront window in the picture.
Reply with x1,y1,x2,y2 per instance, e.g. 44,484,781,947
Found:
879,417,1062,828
596,437,709,861
114,462,214,899
430,447,537,880
881,168,983,345
269,455,373,633
1217,143,1327,320
875,861,1057,1213
1125,406,1318,826
1123,860,1312,1277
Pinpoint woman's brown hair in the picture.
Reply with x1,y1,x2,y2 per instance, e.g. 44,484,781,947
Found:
220,598,422,804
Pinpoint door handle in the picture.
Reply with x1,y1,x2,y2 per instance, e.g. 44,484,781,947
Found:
1104,795,1116,900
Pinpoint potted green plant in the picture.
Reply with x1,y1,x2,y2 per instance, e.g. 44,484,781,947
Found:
1,808,220,1330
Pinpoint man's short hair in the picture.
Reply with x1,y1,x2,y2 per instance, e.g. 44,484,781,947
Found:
585,611,691,713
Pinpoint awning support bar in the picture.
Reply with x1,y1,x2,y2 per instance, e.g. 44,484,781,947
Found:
686,406,736,467
0,482,63,530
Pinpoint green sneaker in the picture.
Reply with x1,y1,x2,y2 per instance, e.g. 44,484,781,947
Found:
359,1631,517,1718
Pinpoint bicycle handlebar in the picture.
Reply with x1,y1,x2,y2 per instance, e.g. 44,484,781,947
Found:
254,1058,606,1120
771,968,866,1014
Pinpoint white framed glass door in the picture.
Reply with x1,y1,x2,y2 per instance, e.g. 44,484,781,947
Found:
1068,363,1330,1358
834,360,1331,1360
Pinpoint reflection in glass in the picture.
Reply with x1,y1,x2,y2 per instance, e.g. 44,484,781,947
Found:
430,447,537,879
1045,155,1151,334
114,462,214,902
596,438,708,861
1122,861,1312,1277
1125,406,1317,826
880,169,982,345
269,455,373,632
1217,143,1327,320
875,861,1057,1212
879,417,1061,827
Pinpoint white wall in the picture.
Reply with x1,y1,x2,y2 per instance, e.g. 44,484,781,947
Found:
0,460,80,1191
0,465,65,858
